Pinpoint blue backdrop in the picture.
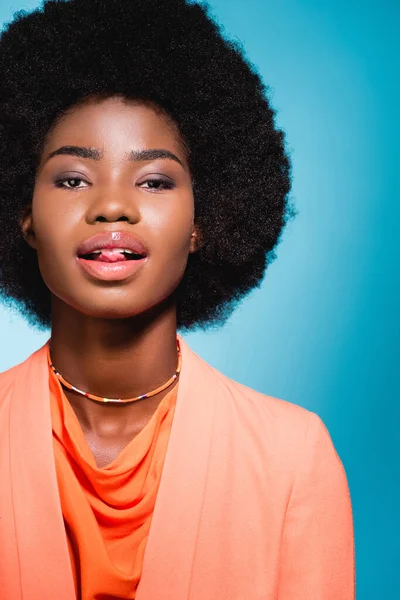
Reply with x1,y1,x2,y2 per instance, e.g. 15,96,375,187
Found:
1,1,398,597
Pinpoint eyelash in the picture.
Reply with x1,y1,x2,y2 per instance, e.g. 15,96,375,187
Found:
54,177,176,191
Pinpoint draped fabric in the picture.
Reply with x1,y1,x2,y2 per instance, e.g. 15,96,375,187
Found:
49,369,178,600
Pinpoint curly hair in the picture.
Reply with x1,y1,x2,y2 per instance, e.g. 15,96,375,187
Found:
0,0,295,331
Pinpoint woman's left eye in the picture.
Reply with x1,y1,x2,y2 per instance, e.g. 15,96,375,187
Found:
139,178,175,191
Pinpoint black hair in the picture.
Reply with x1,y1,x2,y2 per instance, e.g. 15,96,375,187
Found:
0,0,295,331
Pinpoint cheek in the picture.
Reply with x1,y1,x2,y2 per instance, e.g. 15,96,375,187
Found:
31,194,78,285
138,197,194,300
32,186,83,247
142,196,195,253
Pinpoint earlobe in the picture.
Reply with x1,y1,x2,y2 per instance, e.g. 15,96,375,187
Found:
20,205,37,250
189,225,203,254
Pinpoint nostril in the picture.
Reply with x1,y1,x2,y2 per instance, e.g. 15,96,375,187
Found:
95,215,130,223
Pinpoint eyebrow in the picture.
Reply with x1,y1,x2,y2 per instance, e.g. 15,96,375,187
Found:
44,145,185,167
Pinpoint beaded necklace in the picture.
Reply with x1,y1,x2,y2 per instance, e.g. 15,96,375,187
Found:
47,338,181,404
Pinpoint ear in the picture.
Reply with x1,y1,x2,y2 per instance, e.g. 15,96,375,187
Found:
189,223,203,254
20,204,37,250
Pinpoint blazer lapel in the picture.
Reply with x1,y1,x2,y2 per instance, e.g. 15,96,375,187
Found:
137,335,219,600
8,343,76,600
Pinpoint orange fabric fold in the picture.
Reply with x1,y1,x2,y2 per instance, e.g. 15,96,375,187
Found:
49,369,178,600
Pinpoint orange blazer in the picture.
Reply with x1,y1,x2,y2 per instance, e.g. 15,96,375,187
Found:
0,335,355,600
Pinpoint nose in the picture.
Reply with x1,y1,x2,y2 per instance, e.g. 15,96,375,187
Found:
85,185,141,224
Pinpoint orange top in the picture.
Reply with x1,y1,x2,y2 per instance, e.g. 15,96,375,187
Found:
49,369,178,600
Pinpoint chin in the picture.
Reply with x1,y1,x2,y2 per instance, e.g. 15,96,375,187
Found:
50,282,178,322
76,302,149,320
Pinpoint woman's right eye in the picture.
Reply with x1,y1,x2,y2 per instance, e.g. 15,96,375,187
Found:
54,177,89,190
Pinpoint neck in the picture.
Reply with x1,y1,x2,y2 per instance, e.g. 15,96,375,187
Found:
49,296,180,432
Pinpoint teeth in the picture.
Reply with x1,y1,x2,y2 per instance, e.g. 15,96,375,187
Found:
91,248,135,254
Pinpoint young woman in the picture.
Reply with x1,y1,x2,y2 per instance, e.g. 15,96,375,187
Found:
0,0,355,598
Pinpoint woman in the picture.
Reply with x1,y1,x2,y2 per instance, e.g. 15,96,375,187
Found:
0,0,355,598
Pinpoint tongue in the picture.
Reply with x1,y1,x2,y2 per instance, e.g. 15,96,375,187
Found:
94,249,127,262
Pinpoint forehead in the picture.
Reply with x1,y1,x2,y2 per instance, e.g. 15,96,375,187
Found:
43,96,186,157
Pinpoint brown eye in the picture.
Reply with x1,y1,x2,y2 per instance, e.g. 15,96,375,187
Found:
139,178,175,191
54,177,88,190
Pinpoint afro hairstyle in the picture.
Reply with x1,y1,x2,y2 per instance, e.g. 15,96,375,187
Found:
0,0,295,332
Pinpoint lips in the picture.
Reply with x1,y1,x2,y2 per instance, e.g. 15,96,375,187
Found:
77,231,148,261
76,231,148,282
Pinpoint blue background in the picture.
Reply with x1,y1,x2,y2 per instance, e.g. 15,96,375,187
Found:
1,1,398,597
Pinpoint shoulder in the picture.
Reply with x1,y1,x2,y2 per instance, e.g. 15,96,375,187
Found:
0,362,19,411
208,363,341,469
0,361,21,392
183,339,312,429
182,338,328,452
214,365,315,435
0,343,47,401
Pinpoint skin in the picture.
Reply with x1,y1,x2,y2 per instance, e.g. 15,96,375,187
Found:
21,95,201,468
